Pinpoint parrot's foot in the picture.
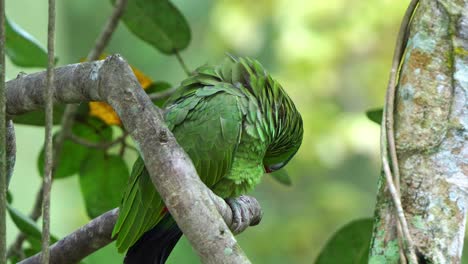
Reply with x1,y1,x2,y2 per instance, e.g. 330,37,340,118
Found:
225,196,261,234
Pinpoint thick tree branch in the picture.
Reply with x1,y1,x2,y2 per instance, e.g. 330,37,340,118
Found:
20,209,119,264
370,0,468,262
19,195,262,264
6,56,258,263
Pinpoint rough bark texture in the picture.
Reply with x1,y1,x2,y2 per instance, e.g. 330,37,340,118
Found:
370,0,468,263
19,195,261,264
6,56,261,264
20,209,119,264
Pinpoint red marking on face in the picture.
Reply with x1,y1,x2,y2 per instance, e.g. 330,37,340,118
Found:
264,165,272,173
160,206,168,216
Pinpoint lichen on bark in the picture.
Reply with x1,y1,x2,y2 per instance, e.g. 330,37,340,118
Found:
370,0,468,263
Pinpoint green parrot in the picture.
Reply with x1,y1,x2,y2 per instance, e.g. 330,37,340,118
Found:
112,56,303,263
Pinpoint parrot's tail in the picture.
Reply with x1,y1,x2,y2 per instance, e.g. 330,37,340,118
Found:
124,213,182,264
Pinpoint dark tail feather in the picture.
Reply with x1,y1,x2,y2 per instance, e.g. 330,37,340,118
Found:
124,213,182,264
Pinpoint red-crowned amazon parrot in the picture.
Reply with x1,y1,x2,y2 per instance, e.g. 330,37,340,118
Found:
112,56,303,263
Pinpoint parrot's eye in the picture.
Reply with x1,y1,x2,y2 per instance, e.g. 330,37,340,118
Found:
264,161,287,173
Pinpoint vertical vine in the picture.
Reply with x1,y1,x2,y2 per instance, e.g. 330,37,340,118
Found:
0,0,6,262
40,0,55,262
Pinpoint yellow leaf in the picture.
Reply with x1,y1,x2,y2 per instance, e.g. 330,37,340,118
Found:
132,66,152,89
89,101,122,126
83,55,153,125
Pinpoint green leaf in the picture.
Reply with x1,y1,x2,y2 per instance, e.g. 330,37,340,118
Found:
114,0,191,54
13,105,66,126
269,169,292,186
365,108,383,125
13,103,89,126
146,81,172,94
6,190,12,204
8,255,19,264
23,247,40,257
37,118,113,179
79,152,129,218
315,218,373,264
7,205,58,244
5,16,48,68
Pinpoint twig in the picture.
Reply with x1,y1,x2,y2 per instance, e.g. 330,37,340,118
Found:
87,0,128,61
41,0,56,262
148,86,178,100
118,140,126,157
68,133,127,150
123,143,138,153
19,195,261,264
380,127,417,263
0,0,6,262
5,120,15,186
175,51,190,76
381,0,420,263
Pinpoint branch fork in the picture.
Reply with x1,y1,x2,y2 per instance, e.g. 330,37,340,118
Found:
6,55,261,264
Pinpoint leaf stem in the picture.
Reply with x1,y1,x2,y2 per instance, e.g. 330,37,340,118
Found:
148,86,178,100
175,51,190,76
68,132,127,150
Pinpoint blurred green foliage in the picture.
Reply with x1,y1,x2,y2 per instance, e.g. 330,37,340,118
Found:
315,218,372,264
4,0,422,263
112,0,191,54
5,16,48,68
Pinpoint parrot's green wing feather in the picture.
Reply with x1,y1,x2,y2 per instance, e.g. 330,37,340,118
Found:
113,84,244,253
112,157,144,239
169,86,243,193
113,161,170,252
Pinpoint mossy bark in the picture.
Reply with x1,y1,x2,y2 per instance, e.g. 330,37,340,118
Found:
370,0,468,263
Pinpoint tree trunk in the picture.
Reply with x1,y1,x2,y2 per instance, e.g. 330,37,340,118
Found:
369,0,468,263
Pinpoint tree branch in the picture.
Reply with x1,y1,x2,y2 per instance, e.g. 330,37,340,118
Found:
370,0,468,262
19,195,262,264
6,56,256,263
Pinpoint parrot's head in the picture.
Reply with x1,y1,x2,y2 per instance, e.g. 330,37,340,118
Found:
223,56,303,174
190,55,304,174
259,70,303,174
262,106,303,173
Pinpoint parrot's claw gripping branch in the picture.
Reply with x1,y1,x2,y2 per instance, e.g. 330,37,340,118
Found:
6,55,260,264
225,196,262,234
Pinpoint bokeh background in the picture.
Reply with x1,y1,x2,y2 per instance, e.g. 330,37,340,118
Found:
5,0,410,263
